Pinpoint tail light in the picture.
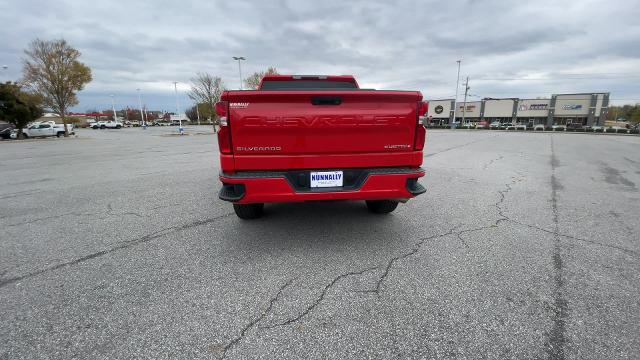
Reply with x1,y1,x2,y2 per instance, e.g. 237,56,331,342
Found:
215,101,227,117
215,101,232,154
418,101,428,117
414,101,427,151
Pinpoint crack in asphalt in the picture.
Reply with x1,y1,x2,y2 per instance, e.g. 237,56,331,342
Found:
507,219,639,257
364,226,461,294
265,266,381,328
482,155,504,170
106,203,144,218
5,210,104,227
5,201,159,227
424,134,498,158
0,190,44,200
544,135,569,360
221,278,295,359
488,167,637,257
0,212,234,289
260,173,520,330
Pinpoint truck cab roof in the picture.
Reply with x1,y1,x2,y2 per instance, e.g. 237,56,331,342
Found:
259,75,360,90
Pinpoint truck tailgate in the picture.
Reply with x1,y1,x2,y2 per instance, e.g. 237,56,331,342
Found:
225,90,421,165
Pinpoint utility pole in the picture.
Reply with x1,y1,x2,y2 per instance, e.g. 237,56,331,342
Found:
1,65,7,83
196,104,201,125
233,56,246,90
462,76,470,126
452,59,462,129
137,88,145,126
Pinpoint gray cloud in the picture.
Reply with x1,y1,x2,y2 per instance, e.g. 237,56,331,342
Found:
1,0,639,111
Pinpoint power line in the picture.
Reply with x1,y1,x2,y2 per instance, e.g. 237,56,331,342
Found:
476,75,640,81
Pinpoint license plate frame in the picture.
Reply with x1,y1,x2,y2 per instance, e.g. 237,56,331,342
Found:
310,171,344,188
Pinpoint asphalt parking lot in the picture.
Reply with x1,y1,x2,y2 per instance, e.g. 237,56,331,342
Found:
1,127,639,359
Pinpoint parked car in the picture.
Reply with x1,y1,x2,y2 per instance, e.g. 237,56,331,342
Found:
91,120,123,129
534,124,546,131
490,121,502,130
515,123,527,130
552,124,566,131
10,121,74,138
216,74,428,219
610,126,628,134
475,121,488,129
0,122,15,139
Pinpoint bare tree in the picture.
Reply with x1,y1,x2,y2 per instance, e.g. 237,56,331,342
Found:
22,39,92,136
187,72,225,132
244,67,279,90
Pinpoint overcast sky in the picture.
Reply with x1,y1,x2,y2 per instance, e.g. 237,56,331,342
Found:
1,0,639,112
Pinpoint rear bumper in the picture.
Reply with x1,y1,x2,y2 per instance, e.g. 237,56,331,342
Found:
219,167,426,204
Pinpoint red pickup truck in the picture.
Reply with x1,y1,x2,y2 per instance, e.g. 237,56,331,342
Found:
216,75,427,219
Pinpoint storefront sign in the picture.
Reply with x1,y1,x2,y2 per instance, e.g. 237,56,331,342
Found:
562,104,583,110
435,105,444,114
519,103,548,111
459,105,476,112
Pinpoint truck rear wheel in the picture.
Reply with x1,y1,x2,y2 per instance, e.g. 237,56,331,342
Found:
233,203,264,219
366,200,398,214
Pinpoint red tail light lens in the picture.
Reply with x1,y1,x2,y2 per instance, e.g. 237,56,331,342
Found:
215,101,232,154
215,101,228,117
218,124,232,154
414,124,426,151
418,101,428,116
414,101,427,150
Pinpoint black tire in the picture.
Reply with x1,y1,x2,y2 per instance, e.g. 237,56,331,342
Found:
233,203,264,219
116,125,121,129
365,200,399,214
56,132,64,138
100,125,106,129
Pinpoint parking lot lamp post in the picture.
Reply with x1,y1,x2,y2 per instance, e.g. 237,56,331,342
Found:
462,76,469,125
452,59,462,129
173,81,182,129
137,88,145,126
110,94,117,122
1,65,7,83
233,56,246,90
196,104,201,125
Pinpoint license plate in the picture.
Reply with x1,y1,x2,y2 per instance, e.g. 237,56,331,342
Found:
310,171,343,188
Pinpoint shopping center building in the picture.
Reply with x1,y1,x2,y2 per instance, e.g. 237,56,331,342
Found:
426,92,609,127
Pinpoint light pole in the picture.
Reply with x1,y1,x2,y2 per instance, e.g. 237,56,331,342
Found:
1,65,7,83
452,59,462,129
173,81,182,128
136,88,145,126
110,94,117,122
461,76,470,125
233,56,246,90
196,104,201,125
